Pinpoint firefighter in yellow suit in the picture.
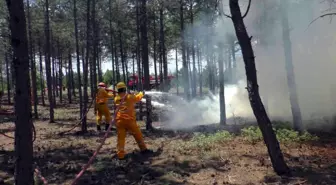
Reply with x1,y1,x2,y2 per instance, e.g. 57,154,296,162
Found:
114,82,152,159
95,82,114,131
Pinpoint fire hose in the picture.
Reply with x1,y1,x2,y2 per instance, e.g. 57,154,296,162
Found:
58,96,96,136
0,120,37,142
59,88,117,135
36,93,128,185
0,95,97,141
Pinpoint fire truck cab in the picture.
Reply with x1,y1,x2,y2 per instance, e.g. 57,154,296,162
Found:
127,74,174,90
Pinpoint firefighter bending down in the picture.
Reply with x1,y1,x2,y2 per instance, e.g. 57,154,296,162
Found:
95,82,115,131
114,82,152,159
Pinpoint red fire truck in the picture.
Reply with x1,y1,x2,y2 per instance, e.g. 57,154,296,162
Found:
127,74,174,90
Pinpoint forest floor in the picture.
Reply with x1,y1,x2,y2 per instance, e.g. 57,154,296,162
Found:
1,103,336,185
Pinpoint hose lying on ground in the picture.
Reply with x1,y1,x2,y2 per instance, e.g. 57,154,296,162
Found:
36,93,128,185
58,97,96,136
1,122,37,142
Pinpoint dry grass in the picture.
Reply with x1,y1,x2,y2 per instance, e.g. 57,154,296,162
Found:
0,102,336,185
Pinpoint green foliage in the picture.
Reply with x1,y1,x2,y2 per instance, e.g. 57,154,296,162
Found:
241,126,263,143
177,130,233,152
103,69,114,85
241,126,319,143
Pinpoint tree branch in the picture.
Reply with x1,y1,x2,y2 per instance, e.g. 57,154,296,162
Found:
307,12,336,29
218,0,232,18
242,0,252,19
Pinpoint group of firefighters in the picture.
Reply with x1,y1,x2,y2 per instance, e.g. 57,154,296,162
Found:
95,81,152,160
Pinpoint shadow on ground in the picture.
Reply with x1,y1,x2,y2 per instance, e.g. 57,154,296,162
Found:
262,153,336,185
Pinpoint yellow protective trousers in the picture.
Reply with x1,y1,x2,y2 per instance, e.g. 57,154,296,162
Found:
96,103,111,126
116,119,147,159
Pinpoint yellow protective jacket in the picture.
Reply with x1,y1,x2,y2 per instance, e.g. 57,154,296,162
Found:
96,88,114,104
114,92,144,120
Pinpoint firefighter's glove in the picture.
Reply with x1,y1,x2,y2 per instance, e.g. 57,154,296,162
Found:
138,91,144,98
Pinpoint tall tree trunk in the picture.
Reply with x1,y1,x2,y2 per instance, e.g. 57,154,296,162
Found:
26,0,38,118
108,0,115,84
74,0,83,119
125,54,129,83
190,2,197,97
97,27,103,83
180,0,189,99
159,49,163,90
229,0,290,175
98,54,103,83
0,58,3,91
231,38,237,84
67,53,72,103
175,48,179,95
10,51,15,93
158,20,163,91
281,0,303,133
227,47,232,83
218,43,226,125
83,0,91,132
159,7,168,92
119,28,126,82
91,0,97,98
187,45,192,91
6,0,34,183
136,0,142,90
44,0,56,122
153,10,159,90
197,43,202,96
114,34,120,82
67,64,71,103
38,40,45,106
132,53,136,89
59,55,63,103
140,0,150,90
5,49,11,104
70,56,76,97
53,56,58,100
132,53,135,76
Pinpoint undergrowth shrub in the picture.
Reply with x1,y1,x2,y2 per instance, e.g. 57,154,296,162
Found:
241,126,319,143
176,130,233,152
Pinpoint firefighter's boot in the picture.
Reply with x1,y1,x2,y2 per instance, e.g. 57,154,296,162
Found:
105,123,110,131
97,125,101,131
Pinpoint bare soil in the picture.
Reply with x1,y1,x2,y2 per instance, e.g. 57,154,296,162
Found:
1,103,336,185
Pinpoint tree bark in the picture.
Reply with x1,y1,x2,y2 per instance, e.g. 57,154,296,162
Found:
136,0,142,90
159,7,168,92
281,0,303,133
0,57,3,91
67,53,72,103
114,34,120,82
175,48,179,95
140,0,150,90
180,0,189,99
5,0,34,183
190,1,197,98
74,0,83,118
197,42,202,96
38,40,45,106
26,0,38,118
5,49,11,104
109,0,116,84
119,28,126,82
229,0,290,176
91,0,97,98
218,43,226,125
44,0,54,122
153,10,159,90
83,0,91,132
59,55,63,103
